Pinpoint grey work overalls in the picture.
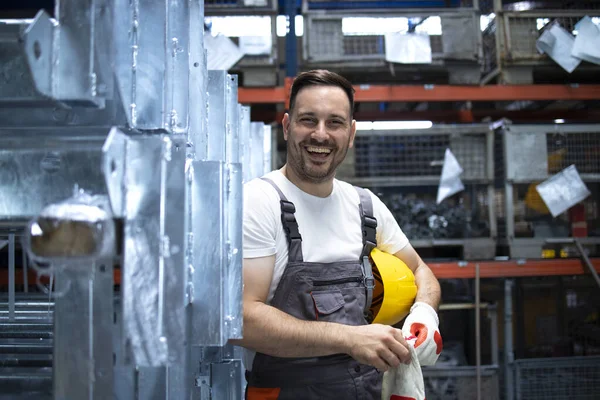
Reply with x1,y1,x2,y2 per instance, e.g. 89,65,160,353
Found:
245,178,382,400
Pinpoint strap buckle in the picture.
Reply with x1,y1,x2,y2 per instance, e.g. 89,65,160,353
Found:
363,215,377,229
361,256,375,288
280,200,296,214
280,200,301,241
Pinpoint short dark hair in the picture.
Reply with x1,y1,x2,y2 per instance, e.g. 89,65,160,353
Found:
288,70,355,117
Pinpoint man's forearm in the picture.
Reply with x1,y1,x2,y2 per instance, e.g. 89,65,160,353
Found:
414,262,441,310
231,301,349,358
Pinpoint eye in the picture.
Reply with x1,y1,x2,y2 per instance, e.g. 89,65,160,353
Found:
299,117,316,125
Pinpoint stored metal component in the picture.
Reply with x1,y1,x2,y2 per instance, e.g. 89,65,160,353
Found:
207,71,233,161
0,134,108,219
6,0,114,107
188,0,208,160
0,0,267,397
116,130,188,367
240,106,252,182
190,161,243,346
113,0,190,133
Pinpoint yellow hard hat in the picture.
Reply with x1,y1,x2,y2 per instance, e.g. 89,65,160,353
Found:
369,248,417,325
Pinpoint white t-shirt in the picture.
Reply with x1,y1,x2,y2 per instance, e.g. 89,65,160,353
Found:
241,169,410,369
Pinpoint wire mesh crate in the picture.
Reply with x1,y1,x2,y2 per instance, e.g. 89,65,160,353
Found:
423,366,500,400
514,356,600,400
497,123,600,258
303,9,482,66
340,125,494,185
503,11,598,63
338,124,496,258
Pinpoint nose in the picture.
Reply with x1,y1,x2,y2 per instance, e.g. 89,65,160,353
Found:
311,121,328,142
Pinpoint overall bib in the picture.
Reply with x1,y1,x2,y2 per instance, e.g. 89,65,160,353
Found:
245,178,383,399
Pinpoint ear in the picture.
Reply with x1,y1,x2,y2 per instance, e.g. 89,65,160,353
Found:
349,119,357,149
282,113,290,141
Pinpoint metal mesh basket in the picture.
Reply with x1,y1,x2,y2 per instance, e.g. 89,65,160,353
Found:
350,126,493,183
423,366,500,400
515,356,600,400
546,132,600,176
501,124,600,182
304,11,481,64
504,12,600,62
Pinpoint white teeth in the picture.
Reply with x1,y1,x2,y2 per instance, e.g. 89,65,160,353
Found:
306,146,331,154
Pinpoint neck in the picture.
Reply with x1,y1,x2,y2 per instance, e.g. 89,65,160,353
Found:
281,165,334,198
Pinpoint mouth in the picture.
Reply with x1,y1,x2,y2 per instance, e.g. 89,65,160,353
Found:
304,145,332,162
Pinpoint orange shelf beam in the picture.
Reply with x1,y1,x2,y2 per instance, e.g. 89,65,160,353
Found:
428,258,600,279
2,259,600,286
238,84,600,104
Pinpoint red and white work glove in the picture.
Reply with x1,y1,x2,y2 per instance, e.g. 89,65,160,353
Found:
401,302,443,366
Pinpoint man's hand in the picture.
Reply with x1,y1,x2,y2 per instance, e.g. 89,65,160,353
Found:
401,302,443,366
344,324,412,371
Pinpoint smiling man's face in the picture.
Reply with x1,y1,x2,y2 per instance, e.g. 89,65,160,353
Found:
283,85,356,184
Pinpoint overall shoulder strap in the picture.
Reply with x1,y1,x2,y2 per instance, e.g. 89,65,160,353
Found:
354,186,377,257
261,177,303,262
354,186,378,323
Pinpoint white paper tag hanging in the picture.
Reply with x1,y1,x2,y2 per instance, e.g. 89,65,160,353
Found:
536,23,581,73
384,32,432,64
572,16,600,65
535,164,591,217
436,148,465,204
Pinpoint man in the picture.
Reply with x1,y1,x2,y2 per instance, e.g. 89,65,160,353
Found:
234,70,442,399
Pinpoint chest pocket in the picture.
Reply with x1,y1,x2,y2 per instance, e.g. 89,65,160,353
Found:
310,290,345,320
302,273,367,325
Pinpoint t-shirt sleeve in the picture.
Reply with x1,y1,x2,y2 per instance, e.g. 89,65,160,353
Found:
368,189,410,254
243,179,279,259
